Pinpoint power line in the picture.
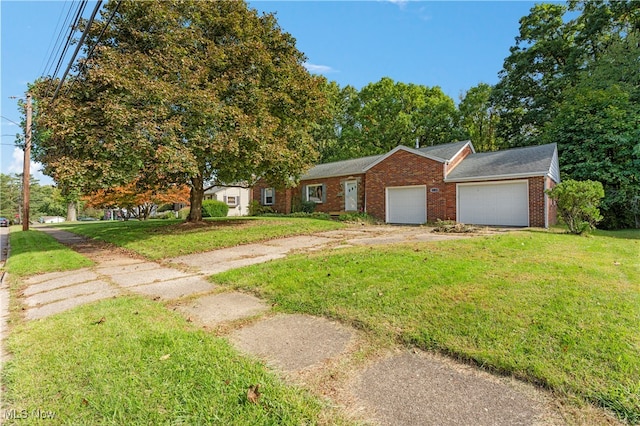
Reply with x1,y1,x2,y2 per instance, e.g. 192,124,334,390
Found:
45,0,88,96
0,116,21,126
39,1,74,77
64,0,122,97
51,0,103,102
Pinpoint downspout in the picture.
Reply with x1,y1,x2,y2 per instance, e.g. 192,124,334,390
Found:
544,177,549,229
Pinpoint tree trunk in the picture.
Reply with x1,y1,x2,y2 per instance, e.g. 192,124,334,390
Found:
66,201,77,222
187,174,204,222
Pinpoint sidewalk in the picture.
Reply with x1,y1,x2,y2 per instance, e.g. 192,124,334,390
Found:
11,226,564,425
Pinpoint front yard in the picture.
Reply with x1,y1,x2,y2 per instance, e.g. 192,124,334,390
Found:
4,297,351,425
3,219,639,423
57,217,346,259
212,229,640,423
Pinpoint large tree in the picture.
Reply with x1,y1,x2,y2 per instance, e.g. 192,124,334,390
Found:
357,78,461,153
315,77,463,162
491,0,640,228
30,0,326,221
84,182,190,221
458,83,499,152
490,3,579,147
492,1,640,147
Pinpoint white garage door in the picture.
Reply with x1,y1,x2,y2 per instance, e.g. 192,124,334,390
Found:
458,181,529,226
386,186,427,224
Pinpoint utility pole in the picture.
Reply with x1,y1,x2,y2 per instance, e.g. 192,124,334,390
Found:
22,93,32,231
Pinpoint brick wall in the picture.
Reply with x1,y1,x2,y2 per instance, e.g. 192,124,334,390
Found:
528,176,548,228
545,177,558,226
365,150,453,222
251,181,291,214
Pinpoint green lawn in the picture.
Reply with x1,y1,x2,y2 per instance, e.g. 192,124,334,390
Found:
4,228,93,277
57,217,346,259
212,229,640,423
3,297,351,425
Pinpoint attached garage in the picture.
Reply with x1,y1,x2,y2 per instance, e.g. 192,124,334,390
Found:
457,181,529,227
386,186,427,224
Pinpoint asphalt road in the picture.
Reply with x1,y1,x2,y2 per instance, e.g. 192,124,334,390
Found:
0,226,8,264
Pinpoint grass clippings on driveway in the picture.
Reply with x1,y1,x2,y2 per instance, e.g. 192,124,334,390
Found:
212,229,640,423
3,296,352,425
58,217,345,260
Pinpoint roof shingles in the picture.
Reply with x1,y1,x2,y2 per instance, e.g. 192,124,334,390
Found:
446,143,558,181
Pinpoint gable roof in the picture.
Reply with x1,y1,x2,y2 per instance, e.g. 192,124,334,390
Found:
301,140,473,180
364,140,474,172
418,140,474,161
445,143,560,183
300,153,383,180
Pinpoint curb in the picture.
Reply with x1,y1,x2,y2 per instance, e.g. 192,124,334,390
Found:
0,269,9,411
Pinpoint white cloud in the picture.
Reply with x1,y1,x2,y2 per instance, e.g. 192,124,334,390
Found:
387,0,408,9
303,63,337,74
8,147,51,184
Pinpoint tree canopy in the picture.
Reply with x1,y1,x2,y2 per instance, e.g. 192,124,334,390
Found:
30,0,327,221
492,0,640,228
313,77,465,163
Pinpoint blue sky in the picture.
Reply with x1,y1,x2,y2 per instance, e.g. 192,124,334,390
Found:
1,1,539,185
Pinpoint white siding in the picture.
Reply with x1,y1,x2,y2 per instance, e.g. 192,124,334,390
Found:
203,187,250,216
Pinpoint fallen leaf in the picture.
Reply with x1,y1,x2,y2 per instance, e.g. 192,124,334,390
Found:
247,384,260,404
613,261,621,266
159,354,171,361
93,316,106,325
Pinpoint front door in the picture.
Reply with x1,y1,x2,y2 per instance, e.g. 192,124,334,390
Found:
345,181,358,211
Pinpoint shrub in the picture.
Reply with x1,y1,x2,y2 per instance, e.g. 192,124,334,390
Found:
178,207,190,220
546,179,605,235
201,200,229,218
248,200,274,216
154,211,176,220
292,200,317,214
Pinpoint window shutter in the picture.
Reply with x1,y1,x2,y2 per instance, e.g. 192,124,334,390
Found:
260,188,265,205
322,184,327,203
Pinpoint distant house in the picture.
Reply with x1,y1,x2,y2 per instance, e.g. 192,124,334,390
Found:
252,141,560,228
204,185,250,217
39,216,65,224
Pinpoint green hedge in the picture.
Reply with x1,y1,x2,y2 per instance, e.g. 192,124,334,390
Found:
202,200,229,218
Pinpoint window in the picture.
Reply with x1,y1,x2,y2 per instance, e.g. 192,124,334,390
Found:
306,184,325,203
262,188,275,205
225,196,238,207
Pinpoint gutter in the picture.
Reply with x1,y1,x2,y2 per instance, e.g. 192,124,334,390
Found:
445,171,553,183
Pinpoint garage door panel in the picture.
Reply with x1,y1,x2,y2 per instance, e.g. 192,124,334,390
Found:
386,186,426,224
458,182,528,227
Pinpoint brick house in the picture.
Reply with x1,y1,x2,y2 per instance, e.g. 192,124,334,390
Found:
252,141,560,228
